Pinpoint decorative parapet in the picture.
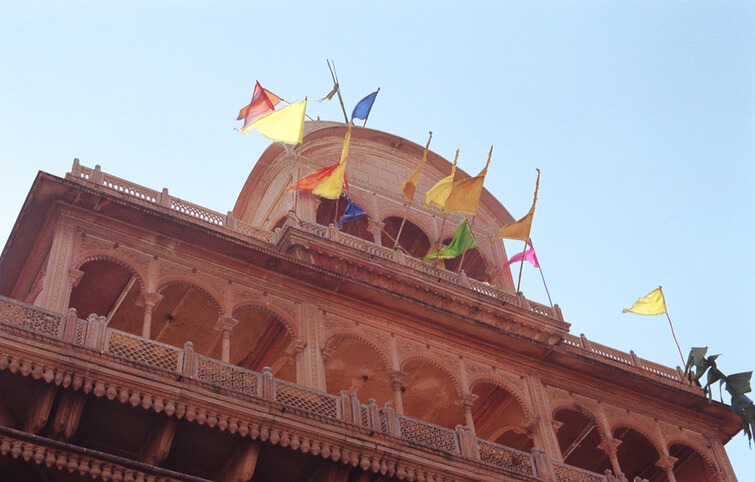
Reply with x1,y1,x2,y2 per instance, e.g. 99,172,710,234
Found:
65,161,560,321
1,296,614,480
560,332,685,384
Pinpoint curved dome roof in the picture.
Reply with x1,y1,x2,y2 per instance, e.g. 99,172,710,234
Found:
233,122,515,234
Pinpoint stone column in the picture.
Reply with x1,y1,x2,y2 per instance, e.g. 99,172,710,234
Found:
461,393,478,436
215,316,236,364
367,219,384,245
140,292,162,339
655,455,677,482
38,220,78,313
389,370,406,415
291,338,307,386
598,438,623,480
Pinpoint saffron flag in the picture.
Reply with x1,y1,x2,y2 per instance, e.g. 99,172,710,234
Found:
622,287,667,316
424,150,459,210
402,132,432,202
445,146,492,215
313,124,352,199
505,247,539,268
424,218,477,261
289,163,340,191
237,82,278,130
495,169,540,240
337,196,369,229
351,90,379,121
244,99,307,145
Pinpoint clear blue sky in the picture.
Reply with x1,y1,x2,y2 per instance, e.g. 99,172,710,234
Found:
1,1,752,475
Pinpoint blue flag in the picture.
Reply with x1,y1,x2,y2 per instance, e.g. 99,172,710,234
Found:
337,196,369,229
351,90,379,121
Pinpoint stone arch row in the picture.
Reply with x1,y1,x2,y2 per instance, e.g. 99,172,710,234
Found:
320,328,536,453
550,400,721,481
276,195,494,283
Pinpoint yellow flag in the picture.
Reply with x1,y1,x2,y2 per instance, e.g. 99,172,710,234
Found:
495,169,540,240
402,132,432,201
424,150,458,210
243,99,306,145
623,287,667,315
445,146,492,215
313,124,351,199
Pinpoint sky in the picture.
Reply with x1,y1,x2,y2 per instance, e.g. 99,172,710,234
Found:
1,1,753,476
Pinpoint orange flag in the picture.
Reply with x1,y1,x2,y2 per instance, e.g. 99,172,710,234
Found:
445,146,492,215
495,169,540,240
402,131,432,202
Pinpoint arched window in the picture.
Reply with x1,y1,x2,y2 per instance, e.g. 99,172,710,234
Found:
472,382,533,452
69,259,142,335
381,216,431,258
323,336,392,407
316,195,373,242
232,306,295,382
553,408,609,473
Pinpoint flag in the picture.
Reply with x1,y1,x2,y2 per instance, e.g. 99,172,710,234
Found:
313,124,352,199
351,90,379,121
237,82,278,130
243,99,307,145
505,247,539,268
495,169,540,240
424,150,458,210
445,146,492,215
289,163,340,191
402,132,432,202
424,218,477,261
337,196,369,229
622,287,667,315
316,84,339,102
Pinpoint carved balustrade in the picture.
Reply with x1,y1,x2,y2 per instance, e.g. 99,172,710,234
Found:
6,296,718,480
67,161,563,321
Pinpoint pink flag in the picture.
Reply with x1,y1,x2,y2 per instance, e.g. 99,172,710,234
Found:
505,247,539,268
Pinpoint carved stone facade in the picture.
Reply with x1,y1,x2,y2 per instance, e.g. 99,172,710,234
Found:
0,124,740,481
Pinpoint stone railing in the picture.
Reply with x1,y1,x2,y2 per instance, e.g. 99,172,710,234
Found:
0,296,622,481
63,163,688,388
67,161,563,322
561,333,684,383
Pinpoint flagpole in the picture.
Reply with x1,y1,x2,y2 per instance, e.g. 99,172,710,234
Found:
531,239,554,307
362,87,380,127
393,131,433,250
327,60,349,123
454,145,492,273
455,215,476,273
659,286,686,367
515,240,528,293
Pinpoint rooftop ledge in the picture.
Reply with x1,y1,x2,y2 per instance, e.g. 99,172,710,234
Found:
2,296,651,482
62,161,688,386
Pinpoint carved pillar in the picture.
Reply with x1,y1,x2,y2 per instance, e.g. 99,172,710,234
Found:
26,385,57,434
140,292,162,339
219,440,261,482
460,393,478,436
598,438,623,480
38,220,78,313
389,370,406,415
368,219,384,245
215,316,236,364
50,391,86,440
291,338,307,386
139,419,176,466
524,375,563,460
300,303,327,391
655,455,677,482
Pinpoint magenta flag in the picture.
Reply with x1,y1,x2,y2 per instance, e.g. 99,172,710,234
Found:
505,247,539,268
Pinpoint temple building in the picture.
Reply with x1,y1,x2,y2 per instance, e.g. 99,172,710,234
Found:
0,122,741,481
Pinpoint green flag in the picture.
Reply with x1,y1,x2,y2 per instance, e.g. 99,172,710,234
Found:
424,218,477,261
